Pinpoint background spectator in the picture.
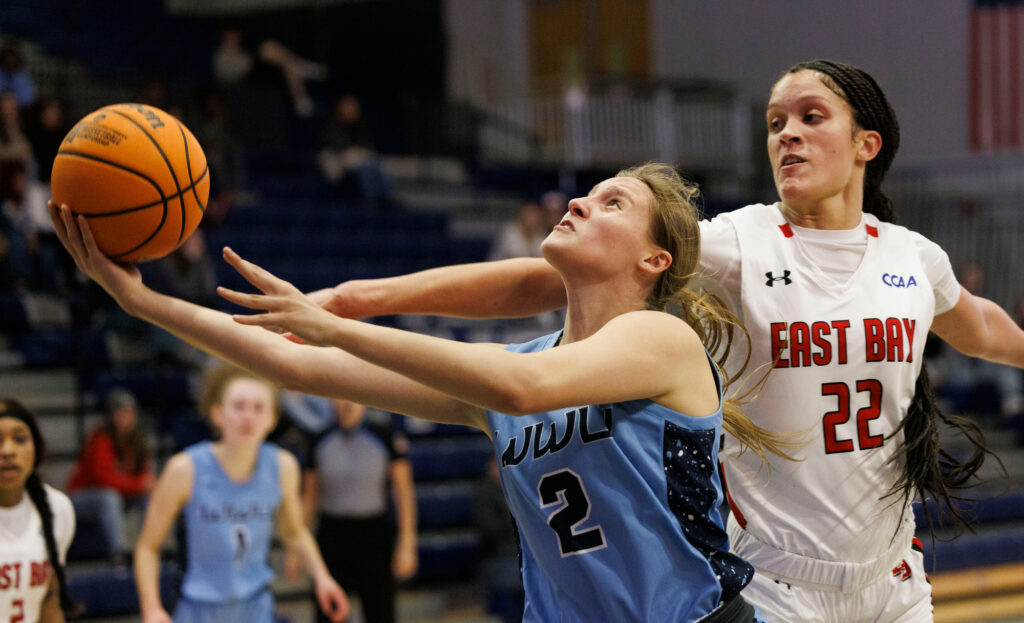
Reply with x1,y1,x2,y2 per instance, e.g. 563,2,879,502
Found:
0,92,33,173
26,94,69,184
212,27,327,117
66,387,154,561
927,262,1022,420
539,189,568,232
487,200,546,261
0,46,36,109
0,159,57,291
194,89,246,229
317,93,392,206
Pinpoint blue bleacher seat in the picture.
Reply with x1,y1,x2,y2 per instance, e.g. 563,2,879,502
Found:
92,366,194,410
417,482,476,530
922,524,1024,572
19,328,109,368
68,561,178,618
408,437,492,482
913,486,1024,528
67,515,119,562
416,532,481,582
0,294,28,334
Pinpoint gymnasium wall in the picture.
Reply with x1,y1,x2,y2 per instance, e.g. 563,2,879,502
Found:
446,0,974,164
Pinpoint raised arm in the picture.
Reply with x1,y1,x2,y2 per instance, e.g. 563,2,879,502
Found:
50,203,484,430
931,286,1024,368
222,254,715,417
308,257,566,319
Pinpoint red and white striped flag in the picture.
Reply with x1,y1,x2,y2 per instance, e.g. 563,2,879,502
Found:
970,0,1024,151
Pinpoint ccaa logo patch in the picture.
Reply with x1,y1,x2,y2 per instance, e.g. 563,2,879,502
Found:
882,273,917,288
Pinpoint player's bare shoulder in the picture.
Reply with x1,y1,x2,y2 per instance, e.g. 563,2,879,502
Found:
627,310,720,417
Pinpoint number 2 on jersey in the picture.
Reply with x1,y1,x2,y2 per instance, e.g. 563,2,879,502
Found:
8,598,24,623
822,379,884,454
538,469,607,557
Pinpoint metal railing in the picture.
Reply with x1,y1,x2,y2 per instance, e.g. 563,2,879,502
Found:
477,87,745,176
887,155,1024,311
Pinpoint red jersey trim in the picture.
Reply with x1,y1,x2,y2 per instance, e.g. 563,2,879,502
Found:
780,222,878,237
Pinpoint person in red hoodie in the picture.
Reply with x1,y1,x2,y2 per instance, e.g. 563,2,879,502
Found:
66,387,154,559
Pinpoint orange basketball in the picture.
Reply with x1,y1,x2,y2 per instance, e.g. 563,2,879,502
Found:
51,103,209,263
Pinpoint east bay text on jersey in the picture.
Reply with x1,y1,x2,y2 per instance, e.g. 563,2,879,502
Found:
769,317,917,368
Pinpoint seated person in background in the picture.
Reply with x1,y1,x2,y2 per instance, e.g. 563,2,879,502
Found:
0,159,59,292
0,47,36,109
488,200,546,261
26,94,69,184
316,94,392,206
66,387,153,559
212,27,327,118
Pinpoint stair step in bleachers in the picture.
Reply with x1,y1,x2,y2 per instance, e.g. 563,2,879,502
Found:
88,366,195,411
0,368,77,411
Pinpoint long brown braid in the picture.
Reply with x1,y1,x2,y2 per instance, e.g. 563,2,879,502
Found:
781,60,1002,543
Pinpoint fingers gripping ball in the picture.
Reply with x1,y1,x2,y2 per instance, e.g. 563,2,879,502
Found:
51,103,209,263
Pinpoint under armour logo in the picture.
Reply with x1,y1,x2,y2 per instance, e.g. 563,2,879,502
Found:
765,270,792,286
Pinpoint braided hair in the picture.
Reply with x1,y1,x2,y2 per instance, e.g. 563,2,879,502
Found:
0,398,79,615
782,60,999,542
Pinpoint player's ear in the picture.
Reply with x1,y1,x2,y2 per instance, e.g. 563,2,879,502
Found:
640,248,672,275
208,404,224,430
856,129,882,162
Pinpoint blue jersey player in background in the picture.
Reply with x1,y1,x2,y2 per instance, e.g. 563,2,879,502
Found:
131,364,349,623
50,162,794,622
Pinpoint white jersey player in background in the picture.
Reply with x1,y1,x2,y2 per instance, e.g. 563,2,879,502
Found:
0,398,76,623
304,59,1024,622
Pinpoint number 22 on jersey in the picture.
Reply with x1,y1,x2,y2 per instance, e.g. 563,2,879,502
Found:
822,379,885,454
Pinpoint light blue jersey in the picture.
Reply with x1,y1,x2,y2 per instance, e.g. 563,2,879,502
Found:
486,331,753,622
180,442,280,605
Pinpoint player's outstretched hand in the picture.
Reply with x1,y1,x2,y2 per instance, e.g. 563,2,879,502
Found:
49,201,144,310
314,575,351,623
218,246,343,346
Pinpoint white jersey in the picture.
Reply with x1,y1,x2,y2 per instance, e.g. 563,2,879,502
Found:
0,485,75,623
698,203,960,567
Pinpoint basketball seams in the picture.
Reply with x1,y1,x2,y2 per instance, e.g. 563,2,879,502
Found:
53,150,170,260
75,166,209,218
109,108,188,242
175,121,203,248
177,122,207,214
